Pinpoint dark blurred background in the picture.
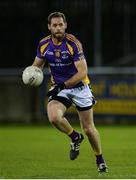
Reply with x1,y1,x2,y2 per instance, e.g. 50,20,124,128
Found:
0,0,136,123
1,0,136,68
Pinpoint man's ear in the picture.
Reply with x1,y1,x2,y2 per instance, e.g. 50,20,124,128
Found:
48,24,51,30
65,22,67,29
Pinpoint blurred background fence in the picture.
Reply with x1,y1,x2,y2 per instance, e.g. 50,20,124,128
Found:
0,0,136,124
0,67,135,124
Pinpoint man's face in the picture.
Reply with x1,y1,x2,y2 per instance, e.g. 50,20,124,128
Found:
48,17,67,39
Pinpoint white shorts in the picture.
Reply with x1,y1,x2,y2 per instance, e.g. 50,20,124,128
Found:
49,85,96,111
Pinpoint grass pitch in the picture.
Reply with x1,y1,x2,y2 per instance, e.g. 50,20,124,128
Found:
0,124,136,179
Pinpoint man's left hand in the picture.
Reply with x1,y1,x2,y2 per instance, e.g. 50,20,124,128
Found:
47,82,66,97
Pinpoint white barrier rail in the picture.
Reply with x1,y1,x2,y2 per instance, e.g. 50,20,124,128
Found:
0,67,136,76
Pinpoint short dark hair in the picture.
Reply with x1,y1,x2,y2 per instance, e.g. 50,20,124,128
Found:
48,12,66,24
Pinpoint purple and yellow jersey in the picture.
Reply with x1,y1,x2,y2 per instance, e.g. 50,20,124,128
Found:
36,33,90,88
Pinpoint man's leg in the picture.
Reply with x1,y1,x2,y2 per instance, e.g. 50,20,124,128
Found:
47,100,84,159
47,100,73,134
78,108,108,172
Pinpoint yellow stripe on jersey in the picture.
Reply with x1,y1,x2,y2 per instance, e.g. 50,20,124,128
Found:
82,75,90,85
47,66,55,87
40,35,51,42
50,75,55,87
66,42,74,55
40,42,49,55
66,34,82,53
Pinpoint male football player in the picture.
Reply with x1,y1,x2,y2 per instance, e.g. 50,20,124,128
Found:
32,12,108,172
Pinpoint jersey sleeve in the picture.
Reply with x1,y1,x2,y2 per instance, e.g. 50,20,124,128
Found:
36,43,44,59
72,40,85,62
36,40,49,59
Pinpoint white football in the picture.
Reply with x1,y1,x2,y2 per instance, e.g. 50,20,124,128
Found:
22,66,43,86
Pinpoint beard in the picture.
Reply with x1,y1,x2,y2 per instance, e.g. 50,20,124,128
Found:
52,32,64,41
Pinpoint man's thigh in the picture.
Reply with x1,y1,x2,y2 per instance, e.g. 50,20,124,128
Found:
47,100,67,119
78,108,95,128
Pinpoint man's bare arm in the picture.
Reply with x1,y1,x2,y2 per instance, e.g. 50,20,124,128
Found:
32,56,45,69
65,58,88,88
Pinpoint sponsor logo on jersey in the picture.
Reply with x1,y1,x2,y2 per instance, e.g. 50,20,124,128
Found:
46,50,54,55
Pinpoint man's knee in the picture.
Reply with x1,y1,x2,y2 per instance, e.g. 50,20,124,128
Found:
83,126,96,137
47,105,60,124
47,101,64,124
48,112,60,124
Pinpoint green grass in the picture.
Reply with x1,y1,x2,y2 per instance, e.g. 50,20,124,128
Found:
0,124,136,179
